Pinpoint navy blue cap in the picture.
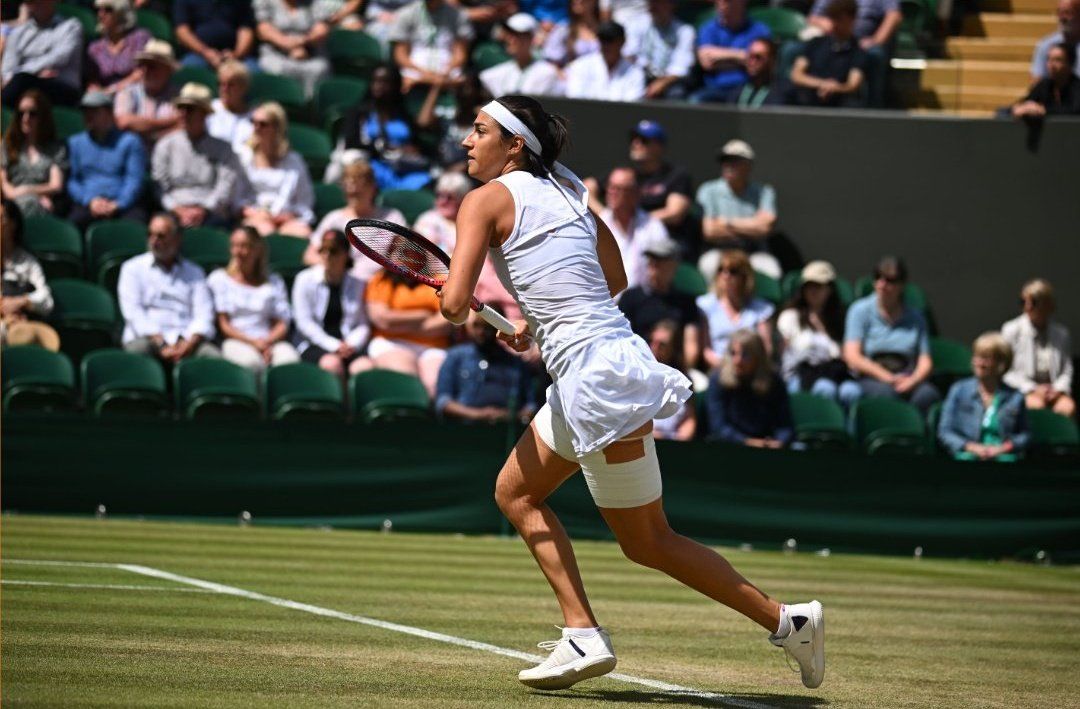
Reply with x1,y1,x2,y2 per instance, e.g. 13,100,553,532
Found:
630,120,666,143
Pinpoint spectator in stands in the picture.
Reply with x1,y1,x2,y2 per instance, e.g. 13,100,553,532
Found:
114,39,181,147
696,140,781,281
1031,0,1080,81
624,0,696,100
365,266,452,397
417,71,492,172
86,0,152,94
617,232,703,372
292,229,372,379
602,0,650,27
255,0,332,100
938,332,1029,462
2,89,67,217
207,226,300,371
706,328,793,448
1012,43,1080,118
117,212,221,363
627,120,694,246
599,166,668,290
174,0,258,71
304,159,407,280
565,21,646,101
67,91,147,231
0,3,28,59
1,0,83,108
698,249,774,370
1,198,58,350
207,60,254,151
648,319,697,441
436,308,537,423
152,83,241,229
390,0,474,92
234,101,315,238
690,0,772,103
520,0,570,25
777,261,860,406
790,0,868,108
480,13,562,98
808,0,898,106
323,0,365,29
1002,278,1075,418
842,255,939,414
728,38,783,107
455,0,517,36
363,0,416,49
543,0,601,67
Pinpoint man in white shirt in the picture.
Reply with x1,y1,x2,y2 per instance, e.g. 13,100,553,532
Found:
480,13,563,98
117,212,220,364
625,0,697,99
565,21,646,102
599,166,668,289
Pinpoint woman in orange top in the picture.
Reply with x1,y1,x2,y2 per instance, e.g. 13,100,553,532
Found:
364,269,452,396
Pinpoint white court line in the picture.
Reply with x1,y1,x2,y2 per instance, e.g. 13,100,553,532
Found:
3,559,131,569
2,579,215,593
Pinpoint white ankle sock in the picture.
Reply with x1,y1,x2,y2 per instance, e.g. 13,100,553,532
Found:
775,604,791,638
563,626,600,639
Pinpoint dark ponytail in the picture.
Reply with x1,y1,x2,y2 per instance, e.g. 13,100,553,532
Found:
493,95,570,176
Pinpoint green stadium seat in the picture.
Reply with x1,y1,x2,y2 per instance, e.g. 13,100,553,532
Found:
781,270,855,306
264,362,344,421
789,392,851,450
23,215,82,279
58,2,97,39
350,369,432,423
1,346,77,413
249,73,306,114
81,350,169,418
327,29,384,77
313,182,346,220
47,279,119,366
404,89,457,122
314,76,368,124
174,358,260,420
673,262,708,297
1,106,12,134
135,8,173,44
929,336,972,392
266,234,309,284
748,7,807,41
379,189,435,225
926,400,942,451
1027,409,1080,459
53,106,86,141
287,123,333,180
753,270,782,305
472,41,510,71
181,226,230,272
85,219,147,293
172,66,219,94
851,397,930,456
854,276,928,312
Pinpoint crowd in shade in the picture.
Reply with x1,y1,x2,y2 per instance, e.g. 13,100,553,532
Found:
0,0,1075,461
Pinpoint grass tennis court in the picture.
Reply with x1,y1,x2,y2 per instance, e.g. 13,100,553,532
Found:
3,515,1078,708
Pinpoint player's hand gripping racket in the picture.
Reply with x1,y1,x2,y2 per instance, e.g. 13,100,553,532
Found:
345,218,518,336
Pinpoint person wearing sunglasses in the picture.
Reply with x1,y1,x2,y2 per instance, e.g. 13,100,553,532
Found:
842,255,940,415
728,37,782,108
1001,279,1074,418
1,88,66,217
86,0,152,95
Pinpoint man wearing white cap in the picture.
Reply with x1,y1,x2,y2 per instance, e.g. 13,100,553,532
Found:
114,39,181,147
480,13,563,98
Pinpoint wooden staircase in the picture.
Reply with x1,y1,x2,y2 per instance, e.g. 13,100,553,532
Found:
896,0,1058,114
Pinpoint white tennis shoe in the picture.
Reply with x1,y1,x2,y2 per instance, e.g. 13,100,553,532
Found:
518,628,617,690
770,600,825,689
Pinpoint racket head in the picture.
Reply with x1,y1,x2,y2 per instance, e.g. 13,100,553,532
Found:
344,218,451,288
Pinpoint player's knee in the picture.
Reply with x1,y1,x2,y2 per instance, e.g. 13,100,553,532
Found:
616,525,675,570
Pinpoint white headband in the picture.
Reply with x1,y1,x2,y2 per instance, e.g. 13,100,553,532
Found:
482,100,543,157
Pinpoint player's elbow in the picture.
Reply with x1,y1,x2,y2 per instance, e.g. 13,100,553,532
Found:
440,298,470,326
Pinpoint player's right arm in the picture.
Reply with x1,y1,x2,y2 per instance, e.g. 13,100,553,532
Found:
592,208,628,298
441,182,514,325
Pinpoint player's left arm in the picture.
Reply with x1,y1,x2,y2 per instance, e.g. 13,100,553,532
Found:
592,208,628,298
442,184,512,324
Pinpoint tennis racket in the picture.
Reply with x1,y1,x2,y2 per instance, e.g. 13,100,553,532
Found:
344,218,518,336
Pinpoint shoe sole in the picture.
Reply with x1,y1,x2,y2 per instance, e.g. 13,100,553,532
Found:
518,654,617,691
804,600,825,689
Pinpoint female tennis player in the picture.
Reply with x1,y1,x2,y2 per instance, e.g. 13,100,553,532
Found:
439,96,824,692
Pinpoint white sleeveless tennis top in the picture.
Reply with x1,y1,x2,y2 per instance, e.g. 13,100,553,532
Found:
489,169,692,456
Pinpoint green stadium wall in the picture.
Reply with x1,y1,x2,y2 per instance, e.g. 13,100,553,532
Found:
4,414,1078,560
544,100,1080,344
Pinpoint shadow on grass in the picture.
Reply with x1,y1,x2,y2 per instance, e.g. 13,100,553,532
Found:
530,688,828,708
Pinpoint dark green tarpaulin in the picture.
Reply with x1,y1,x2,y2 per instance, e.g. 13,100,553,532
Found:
3,415,1078,559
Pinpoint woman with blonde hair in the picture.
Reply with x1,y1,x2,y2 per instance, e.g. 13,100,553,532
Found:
86,0,152,93
1002,278,1074,418
235,101,315,237
1,89,66,217
207,226,300,371
697,249,774,369
938,332,1029,462
705,328,793,448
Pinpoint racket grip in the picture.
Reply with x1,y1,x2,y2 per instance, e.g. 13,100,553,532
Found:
476,303,518,336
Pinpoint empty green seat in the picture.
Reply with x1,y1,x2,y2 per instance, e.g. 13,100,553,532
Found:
753,270,782,305
52,106,86,141
174,358,260,420
23,214,82,279
81,350,169,417
2,106,13,133
2,346,77,413
172,65,219,94
1027,409,1080,458
181,226,230,272
135,8,173,44
264,362,344,421
472,41,510,71
748,7,806,41
85,219,147,293
350,369,432,423
929,337,972,391
287,123,333,179
314,76,369,123
266,234,309,284
673,262,708,297
48,280,119,366
313,182,346,220
852,397,929,456
379,189,435,225
249,73,306,114
327,29,384,76
789,392,851,450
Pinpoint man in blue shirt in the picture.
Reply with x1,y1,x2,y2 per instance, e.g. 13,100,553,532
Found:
691,0,772,103
66,92,147,231
174,0,258,71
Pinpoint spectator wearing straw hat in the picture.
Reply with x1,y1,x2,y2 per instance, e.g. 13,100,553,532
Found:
480,13,563,98
1,0,83,108
86,0,153,95
114,39,181,147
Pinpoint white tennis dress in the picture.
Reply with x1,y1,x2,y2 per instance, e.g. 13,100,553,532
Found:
489,169,692,457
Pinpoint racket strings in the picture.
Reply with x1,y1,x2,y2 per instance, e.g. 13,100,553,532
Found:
350,225,449,283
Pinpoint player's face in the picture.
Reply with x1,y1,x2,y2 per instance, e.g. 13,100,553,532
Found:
462,111,517,182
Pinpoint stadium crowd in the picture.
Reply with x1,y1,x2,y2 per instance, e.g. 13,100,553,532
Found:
1,0,1076,461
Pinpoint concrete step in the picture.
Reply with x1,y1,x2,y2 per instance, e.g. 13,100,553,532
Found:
981,0,1058,13
944,37,1040,61
921,59,1032,90
962,13,1057,39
